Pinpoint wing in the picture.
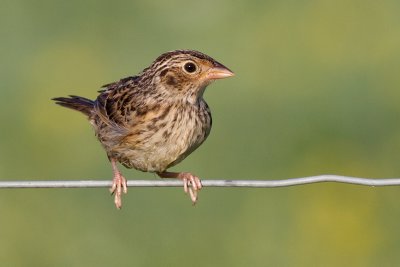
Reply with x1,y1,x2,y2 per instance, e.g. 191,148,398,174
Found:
93,75,162,144
93,76,140,132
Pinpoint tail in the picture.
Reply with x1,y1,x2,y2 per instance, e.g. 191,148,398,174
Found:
52,95,94,116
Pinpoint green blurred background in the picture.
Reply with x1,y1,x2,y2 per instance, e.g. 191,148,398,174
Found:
1,0,400,266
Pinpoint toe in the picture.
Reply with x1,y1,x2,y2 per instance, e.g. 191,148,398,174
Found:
182,178,188,193
114,194,122,209
195,177,202,190
122,178,128,194
190,177,198,191
188,187,197,204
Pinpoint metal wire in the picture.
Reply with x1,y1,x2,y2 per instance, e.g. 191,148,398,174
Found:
1,175,400,188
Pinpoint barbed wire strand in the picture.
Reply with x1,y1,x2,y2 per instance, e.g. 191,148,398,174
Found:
1,175,400,189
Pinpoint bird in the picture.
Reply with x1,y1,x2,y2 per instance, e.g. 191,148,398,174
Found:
52,49,234,209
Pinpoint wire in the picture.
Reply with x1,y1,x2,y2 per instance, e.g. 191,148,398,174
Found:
1,175,400,188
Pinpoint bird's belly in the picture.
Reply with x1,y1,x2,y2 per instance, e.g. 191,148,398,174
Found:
116,132,203,172
113,114,209,172
118,141,186,172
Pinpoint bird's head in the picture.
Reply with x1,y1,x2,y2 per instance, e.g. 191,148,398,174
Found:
143,50,234,102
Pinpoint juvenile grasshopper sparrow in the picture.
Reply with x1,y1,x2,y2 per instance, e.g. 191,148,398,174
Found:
53,50,234,209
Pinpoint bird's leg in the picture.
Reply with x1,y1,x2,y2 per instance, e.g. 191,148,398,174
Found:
157,171,202,204
110,158,127,209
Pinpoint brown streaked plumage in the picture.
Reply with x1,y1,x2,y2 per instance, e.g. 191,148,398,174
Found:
52,49,234,209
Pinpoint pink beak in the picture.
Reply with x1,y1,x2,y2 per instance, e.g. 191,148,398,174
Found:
206,66,235,80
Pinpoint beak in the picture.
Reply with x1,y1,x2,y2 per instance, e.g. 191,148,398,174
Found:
206,65,235,80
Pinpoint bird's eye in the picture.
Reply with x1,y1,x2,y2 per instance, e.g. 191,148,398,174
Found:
183,62,197,73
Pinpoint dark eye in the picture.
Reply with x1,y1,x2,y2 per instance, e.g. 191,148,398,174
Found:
183,62,197,73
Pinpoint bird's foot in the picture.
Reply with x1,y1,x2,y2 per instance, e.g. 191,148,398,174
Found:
157,171,202,204
179,172,202,204
110,161,128,209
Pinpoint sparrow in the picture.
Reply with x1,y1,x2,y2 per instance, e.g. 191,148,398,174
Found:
52,49,234,209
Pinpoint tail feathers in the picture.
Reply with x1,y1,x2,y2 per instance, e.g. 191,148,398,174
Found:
52,95,94,116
